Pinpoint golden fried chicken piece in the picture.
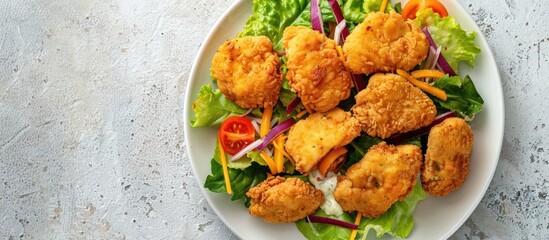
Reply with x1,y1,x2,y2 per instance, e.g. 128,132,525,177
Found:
283,26,353,112
211,36,282,108
352,73,437,139
246,175,324,223
285,108,361,174
343,11,429,75
422,117,474,196
334,142,422,217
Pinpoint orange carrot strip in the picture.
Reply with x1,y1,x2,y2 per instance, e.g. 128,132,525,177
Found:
260,150,278,174
274,135,285,173
318,147,348,177
296,109,308,118
397,69,448,101
260,107,273,138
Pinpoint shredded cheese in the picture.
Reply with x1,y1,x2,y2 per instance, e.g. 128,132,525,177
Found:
260,150,278,174
336,45,345,63
272,134,295,165
380,0,388,12
411,69,446,79
296,109,308,118
349,212,362,240
260,107,273,138
397,69,448,101
318,147,348,177
218,139,233,195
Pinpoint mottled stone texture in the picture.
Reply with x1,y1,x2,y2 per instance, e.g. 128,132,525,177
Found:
0,0,546,239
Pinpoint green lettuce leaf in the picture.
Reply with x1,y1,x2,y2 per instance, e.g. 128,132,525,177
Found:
190,84,247,127
415,9,481,73
296,209,353,240
296,183,426,240
204,159,268,202
344,134,382,169
432,75,484,119
356,182,427,239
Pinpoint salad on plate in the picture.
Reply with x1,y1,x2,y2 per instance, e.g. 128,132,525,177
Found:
189,0,484,239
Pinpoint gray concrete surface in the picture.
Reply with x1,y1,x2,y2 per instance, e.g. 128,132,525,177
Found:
0,0,547,239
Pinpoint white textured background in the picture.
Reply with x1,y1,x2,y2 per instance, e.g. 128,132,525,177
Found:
0,0,547,239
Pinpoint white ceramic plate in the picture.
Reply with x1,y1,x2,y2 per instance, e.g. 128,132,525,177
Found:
183,0,504,239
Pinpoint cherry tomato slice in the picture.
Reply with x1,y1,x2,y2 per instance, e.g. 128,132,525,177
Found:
402,0,448,20
218,116,255,155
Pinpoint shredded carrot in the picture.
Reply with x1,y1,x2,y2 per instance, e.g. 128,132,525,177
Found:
304,104,314,115
336,45,345,63
272,134,295,165
218,139,232,195
296,109,308,118
380,0,388,12
260,107,273,137
411,69,446,79
396,69,448,101
317,147,348,177
349,213,362,240
273,135,285,173
260,150,278,174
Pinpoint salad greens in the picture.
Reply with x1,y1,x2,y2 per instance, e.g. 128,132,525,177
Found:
190,84,248,127
415,8,481,73
191,0,485,239
432,75,484,119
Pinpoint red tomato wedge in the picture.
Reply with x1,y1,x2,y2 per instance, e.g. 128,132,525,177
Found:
402,0,448,19
218,116,255,155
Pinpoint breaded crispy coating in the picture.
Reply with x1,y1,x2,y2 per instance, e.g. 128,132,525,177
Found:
422,117,474,196
211,36,282,108
283,26,353,112
334,142,422,217
343,11,429,75
285,108,361,174
246,175,324,223
352,73,437,139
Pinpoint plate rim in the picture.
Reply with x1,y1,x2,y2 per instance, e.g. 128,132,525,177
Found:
182,0,505,239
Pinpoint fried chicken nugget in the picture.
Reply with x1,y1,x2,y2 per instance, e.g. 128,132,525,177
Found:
334,142,422,217
343,11,429,75
283,26,353,112
352,73,437,139
211,36,282,108
422,117,474,196
246,175,324,223
285,108,361,174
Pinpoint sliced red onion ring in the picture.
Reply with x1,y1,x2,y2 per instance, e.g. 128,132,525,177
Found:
429,46,442,70
306,215,358,230
286,97,301,115
311,0,324,34
270,117,279,128
230,139,264,161
387,111,457,144
422,28,457,76
333,20,347,46
352,74,366,92
256,118,296,151
250,120,260,135
328,0,350,41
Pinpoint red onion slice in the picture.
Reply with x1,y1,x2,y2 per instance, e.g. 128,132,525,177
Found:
311,0,324,34
230,139,264,161
256,118,296,151
328,0,350,41
352,74,366,92
306,215,358,230
286,97,301,115
422,27,457,76
333,20,347,46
